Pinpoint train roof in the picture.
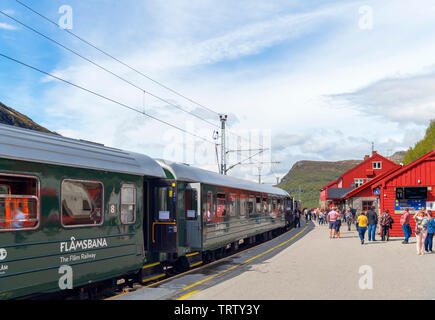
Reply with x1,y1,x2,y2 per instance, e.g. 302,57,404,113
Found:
0,123,166,178
157,159,290,197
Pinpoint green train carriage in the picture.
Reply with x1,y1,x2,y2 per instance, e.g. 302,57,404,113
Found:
154,160,293,267
0,124,166,299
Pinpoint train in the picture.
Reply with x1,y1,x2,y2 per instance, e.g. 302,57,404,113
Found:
0,123,297,299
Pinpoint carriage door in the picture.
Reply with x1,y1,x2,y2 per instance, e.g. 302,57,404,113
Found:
185,183,201,249
150,180,177,253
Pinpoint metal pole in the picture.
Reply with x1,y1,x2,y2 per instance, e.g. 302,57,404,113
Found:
220,114,227,175
258,165,262,184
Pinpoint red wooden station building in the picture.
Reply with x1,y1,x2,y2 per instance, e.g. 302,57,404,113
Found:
319,150,435,237
319,151,399,210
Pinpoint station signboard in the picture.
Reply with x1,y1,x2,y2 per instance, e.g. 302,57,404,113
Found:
394,199,425,214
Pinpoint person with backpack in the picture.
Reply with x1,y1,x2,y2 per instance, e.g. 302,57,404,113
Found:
425,211,435,253
414,210,429,255
345,208,353,231
379,209,393,241
357,212,368,245
366,206,378,241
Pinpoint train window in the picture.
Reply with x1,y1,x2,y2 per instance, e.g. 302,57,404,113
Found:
256,197,261,213
157,187,175,220
61,180,104,227
185,188,198,219
0,174,39,231
229,193,237,217
248,196,255,215
262,198,268,214
217,193,227,217
120,184,136,224
204,191,214,222
240,194,247,217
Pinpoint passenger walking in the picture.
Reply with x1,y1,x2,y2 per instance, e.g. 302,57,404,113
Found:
341,208,347,223
425,211,435,253
414,210,429,255
319,210,324,226
357,212,368,245
400,208,412,244
379,210,393,241
366,207,378,241
335,212,342,239
294,209,301,228
345,209,353,231
355,210,360,231
327,207,338,239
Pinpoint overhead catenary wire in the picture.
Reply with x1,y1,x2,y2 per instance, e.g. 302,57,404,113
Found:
15,0,219,117
9,2,271,179
11,1,265,151
0,52,215,145
0,9,219,129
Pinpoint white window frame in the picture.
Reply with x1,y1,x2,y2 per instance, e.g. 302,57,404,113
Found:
120,183,137,225
355,178,364,188
61,179,104,228
372,161,382,170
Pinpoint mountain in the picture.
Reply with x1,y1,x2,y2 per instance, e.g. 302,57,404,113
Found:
0,101,54,134
278,160,362,209
403,120,435,165
390,151,406,164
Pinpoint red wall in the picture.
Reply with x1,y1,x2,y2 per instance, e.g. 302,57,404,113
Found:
379,154,435,236
341,153,399,188
320,189,327,201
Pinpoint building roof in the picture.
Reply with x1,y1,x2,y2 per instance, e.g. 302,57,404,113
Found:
320,178,339,191
343,166,402,199
319,152,399,192
336,152,397,183
372,150,435,189
157,159,290,197
0,123,166,178
326,188,353,199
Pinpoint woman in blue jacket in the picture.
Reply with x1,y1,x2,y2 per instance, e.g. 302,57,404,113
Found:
425,211,435,253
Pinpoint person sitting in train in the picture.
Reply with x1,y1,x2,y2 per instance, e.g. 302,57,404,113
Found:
12,206,26,229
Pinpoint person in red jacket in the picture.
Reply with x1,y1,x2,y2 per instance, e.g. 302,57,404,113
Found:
400,208,412,244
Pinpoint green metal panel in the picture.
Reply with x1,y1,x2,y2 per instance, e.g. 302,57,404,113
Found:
0,158,146,299
200,184,286,252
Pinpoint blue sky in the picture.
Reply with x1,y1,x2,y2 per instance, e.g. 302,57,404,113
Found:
1,0,435,183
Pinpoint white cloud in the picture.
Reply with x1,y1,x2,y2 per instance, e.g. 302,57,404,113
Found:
11,0,435,183
332,72,435,125
0,22,16,30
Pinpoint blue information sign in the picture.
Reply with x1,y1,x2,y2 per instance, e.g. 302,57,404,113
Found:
394,199,426,214
373,187,380,196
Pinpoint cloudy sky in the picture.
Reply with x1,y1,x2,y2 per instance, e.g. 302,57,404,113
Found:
1,0,434,184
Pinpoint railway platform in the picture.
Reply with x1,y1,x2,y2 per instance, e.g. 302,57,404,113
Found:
109,221,313,300
189,222,435,300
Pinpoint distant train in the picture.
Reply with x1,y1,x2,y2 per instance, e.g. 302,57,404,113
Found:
0,124,296,299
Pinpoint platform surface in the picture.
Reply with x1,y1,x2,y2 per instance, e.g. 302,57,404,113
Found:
188,222,435,300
